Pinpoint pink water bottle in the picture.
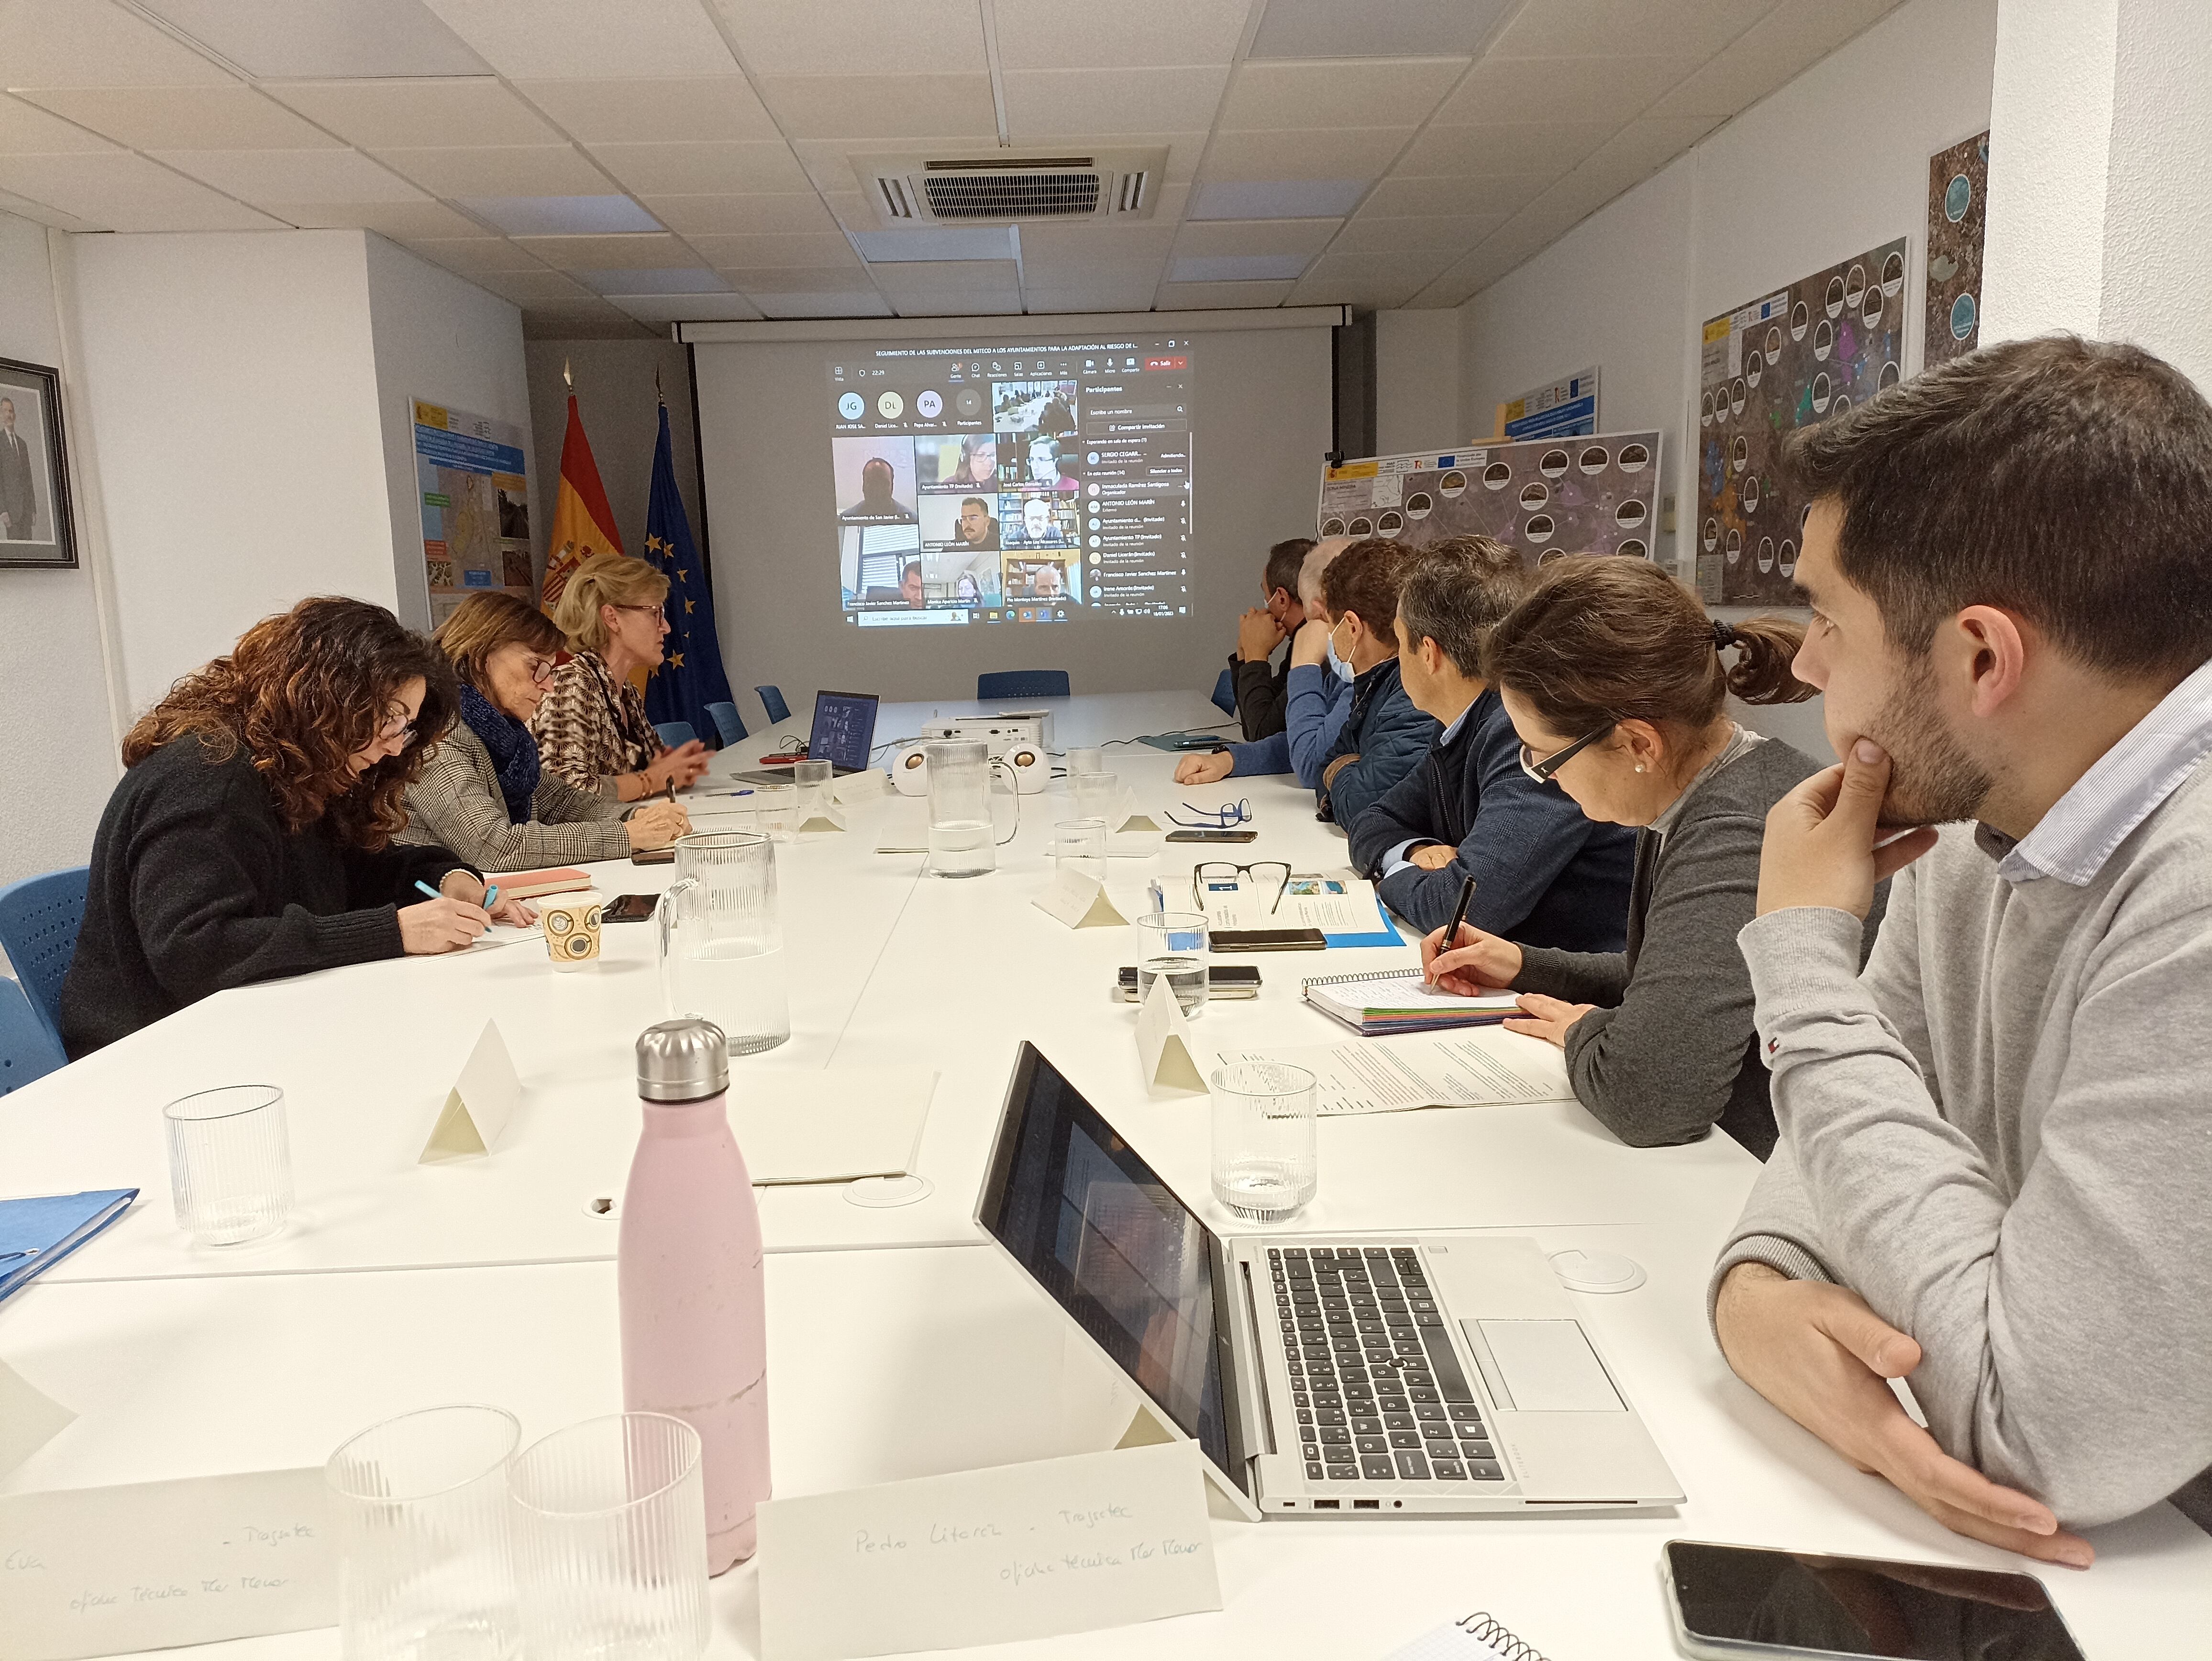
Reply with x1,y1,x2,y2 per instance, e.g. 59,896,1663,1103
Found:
619,1018,770,1572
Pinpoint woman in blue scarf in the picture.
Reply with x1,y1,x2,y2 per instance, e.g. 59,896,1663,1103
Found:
399,594,690,872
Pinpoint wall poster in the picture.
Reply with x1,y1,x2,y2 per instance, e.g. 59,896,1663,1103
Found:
413,399,533,628
1316,429,1663,571
1925,130,1989,370
1496,367,1600,441
1695,236,1908,605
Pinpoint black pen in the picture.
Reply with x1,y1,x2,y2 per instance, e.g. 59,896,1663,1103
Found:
1440,873,1478,959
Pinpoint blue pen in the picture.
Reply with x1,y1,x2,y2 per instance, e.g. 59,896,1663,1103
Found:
416,879,495,907
484,885,498,907
414,880,441,899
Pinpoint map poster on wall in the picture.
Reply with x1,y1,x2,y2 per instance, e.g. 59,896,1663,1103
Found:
1316,428,1663,570
1496,366,1600,441
413,399,533,628
1696,236,1907,605
1925,131,1989,370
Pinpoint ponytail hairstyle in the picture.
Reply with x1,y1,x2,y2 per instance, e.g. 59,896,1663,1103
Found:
1484,555,1814,742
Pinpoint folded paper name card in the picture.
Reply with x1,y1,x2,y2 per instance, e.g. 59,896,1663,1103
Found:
0,1468,334,1661
0,1358,75,1480
1033,869,1127,929
1136,972,1206,1094
419,1019,522,1163
756,1441,1220,1661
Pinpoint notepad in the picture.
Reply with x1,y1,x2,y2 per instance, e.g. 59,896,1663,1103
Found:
1386,1610,1555,1660
0,1189,137,1304
493,865,592,898
1303,968,1520,1036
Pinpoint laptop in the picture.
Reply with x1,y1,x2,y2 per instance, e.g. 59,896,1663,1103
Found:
729,690,880,784
975,1042,1683,1521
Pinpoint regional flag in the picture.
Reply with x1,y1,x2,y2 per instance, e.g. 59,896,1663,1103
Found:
641,399,735,736
540,386,622,614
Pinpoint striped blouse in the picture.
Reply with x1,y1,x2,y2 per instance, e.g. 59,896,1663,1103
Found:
526,651,658,798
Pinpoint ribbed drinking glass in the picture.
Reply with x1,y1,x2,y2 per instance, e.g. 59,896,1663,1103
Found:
162,1084,293,1245
1210,1060,1318,1223
508,1412,710,1661
1071,770,1120,827
1054,818,1107,884
325,1404,521,1661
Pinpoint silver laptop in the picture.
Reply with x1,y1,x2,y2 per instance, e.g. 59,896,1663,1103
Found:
974,1042,1683,1521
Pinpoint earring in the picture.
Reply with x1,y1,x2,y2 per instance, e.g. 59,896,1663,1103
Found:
1635,764,1646,773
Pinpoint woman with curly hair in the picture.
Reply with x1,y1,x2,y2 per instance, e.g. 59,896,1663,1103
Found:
60,596,534,1057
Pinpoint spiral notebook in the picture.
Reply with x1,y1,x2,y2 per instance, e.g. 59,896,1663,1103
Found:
1384,1610,1554,1660
1302,967,1520,1036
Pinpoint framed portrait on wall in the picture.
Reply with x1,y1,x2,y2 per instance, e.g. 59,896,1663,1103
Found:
0,356,76,569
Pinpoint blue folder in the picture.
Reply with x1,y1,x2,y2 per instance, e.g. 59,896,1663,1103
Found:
0,1189,138,1303
1322,895,1405,950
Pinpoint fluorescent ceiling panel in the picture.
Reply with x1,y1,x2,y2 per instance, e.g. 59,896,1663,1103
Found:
1248,0,1515,59
851,227,1013,263
1169,254,1310,283
1189,179,1370,220
420,0,740,79
456,194,662,234
575,266,731,295
135,0,489,78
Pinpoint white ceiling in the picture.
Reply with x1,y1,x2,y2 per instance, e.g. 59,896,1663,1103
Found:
0,0,1905,338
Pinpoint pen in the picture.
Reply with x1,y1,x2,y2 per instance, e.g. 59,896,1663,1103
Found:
413,880,441,900
1441,873,1478,958
415,879,495,909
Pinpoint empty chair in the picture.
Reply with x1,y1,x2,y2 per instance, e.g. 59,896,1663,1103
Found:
755,684,791,724
1210,665,1237,716
704,699,746,748
654,721,697,751
977,670,1071,701
0,866,87,1051
0,975,66,1094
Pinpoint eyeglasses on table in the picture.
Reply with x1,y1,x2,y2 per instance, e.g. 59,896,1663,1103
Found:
1191,860,1292,913
1166,799,1252,828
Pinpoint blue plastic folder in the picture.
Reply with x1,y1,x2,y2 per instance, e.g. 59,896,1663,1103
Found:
0,1189,137,1303
1322,895,1404,950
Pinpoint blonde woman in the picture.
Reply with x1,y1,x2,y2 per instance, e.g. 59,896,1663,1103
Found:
530,553,711,799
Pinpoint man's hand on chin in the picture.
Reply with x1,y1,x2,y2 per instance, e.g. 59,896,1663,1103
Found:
1759,738,1939,918
1714,1263,2094,1566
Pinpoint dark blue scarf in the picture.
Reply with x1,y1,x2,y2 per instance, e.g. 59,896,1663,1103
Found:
459,681,542,825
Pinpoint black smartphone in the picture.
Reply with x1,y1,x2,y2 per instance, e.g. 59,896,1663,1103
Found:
601,894,658,924
630,846,677,865
1661,1540,2086,1661
1164,828,1259,843
1116,964,1261,1000
1211,927,1328,952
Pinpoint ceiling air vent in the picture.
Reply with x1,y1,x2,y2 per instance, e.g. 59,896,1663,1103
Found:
857,148,1165,226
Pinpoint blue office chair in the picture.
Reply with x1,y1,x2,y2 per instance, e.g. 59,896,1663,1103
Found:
654,721,697,751
1210,666,1237,717
0,976,66,1094
978,670,1071,700
755,685,792,724
704,700,746,748
0,866,87,1051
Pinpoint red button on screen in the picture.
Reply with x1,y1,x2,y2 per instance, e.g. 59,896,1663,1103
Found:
1144,355,1187,371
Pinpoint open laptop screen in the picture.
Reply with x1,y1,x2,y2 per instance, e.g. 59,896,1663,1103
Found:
807,690,878,771
977,1043,1244,1491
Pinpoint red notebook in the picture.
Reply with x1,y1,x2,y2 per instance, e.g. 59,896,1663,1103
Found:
496,866,592,898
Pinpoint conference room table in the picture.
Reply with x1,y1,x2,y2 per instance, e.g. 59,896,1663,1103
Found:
4,690,2206,1659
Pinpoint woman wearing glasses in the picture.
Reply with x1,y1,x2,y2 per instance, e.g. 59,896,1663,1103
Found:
1419,556,1881,1158
530,552,712,800
60,597,530,1056
401,593,689,872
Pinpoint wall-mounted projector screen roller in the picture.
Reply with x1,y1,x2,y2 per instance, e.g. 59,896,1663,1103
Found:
683,310,1339,703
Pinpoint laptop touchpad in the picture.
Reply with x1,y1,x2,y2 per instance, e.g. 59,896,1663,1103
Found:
1475,1320,1624,1412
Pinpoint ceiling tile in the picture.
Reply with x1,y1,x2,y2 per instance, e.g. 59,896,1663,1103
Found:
992,0,1251,69
684,232,860,269
743,289,892,319
0,91,119,154
708,0,985,75
457,194,661,234
1248,0,1515,60
756,75,996,142
1001,66,1228,139
137,0,490,78
609,291,764,323
514,78,778,144
149,147,427,204
890,292,1024,316
854,225,1013,262
1490,0,1778,60
0,185,101,231
1219,57,1469,130
468,267,595,304
1020,256,1165,292
1189,178,1371,220
1014,221,1178,263
1396,119,1618,177
1431,54,1704,125
18,86,343,151
405,236,550,274
715,265,877,294
514,231,701,269
520,299,655,339
1296,248,1453,288
1199,127,1414,183
0,0,237,87
419,0,739,79
275,199,492,237
1169,253,1310,282
575,266,729,295
1288,271,1426,309
265,78,562,149
0,152,285,230
1152,278,1294,309
1357,173,1548,218
1643,0,1903,120
1022,284,1159,314
587,140,809,196
1172,217,1341,259
1328,212,1504,252
373,144,609,196
869,259,1020,294
641,192,839,236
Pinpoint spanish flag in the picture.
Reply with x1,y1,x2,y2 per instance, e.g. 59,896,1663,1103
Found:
540,378,622,613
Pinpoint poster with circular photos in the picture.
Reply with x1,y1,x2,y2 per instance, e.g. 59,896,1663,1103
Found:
1696,235,1908,605
1314,429,1663,573
1924,131,1988,372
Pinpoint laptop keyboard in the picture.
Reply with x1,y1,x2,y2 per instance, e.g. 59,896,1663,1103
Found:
1270,1245,1505,1484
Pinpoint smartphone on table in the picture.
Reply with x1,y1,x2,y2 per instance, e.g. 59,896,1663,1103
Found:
631,846,677,865
601,894,659,924
1164,828,1259,843
1116,964,1261,1000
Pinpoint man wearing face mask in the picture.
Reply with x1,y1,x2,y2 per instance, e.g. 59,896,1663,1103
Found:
1309,538,1439,828
1180,539,1351,790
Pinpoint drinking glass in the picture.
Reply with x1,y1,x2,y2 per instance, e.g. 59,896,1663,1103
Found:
326,1404,522,1661
1054,818,1107,885
1210,1061,1318,1223
658,830,790,1055
1065,746,1104,778
508,1414,709,1661
1133,910,1209,1019
750,782,798,842
924,738,995,877
792,759,833,825
1072,770,1120,828
163,1084,293,1245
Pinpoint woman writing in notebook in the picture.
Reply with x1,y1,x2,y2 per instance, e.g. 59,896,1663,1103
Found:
1418,557,1883,1159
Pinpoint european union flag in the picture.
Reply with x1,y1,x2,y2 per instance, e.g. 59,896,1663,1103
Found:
641,399,735,740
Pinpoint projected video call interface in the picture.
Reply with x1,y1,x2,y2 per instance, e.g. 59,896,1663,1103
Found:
831,338,1193,627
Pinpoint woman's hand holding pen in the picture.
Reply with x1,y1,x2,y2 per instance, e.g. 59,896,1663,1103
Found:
1420,922,1523,996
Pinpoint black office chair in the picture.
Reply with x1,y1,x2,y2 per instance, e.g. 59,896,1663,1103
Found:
977,670,1071,700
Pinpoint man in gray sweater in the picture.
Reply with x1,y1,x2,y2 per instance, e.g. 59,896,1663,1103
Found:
1711,336,2212,1566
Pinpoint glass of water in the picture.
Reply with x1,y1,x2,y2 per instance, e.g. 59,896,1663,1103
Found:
1054,818,1107,884
1072,770,1120,828
1065,746,1104,778
1133,910,1209,1019
792,759,832,824
163,1084,293,1246
1210,1061,1318,1223
750,782,798,842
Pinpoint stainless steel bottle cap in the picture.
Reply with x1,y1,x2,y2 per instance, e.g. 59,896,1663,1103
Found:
636,1018,729,1102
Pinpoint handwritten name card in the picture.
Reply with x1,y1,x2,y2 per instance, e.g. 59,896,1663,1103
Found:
0,1468,334,1661
756,1441,1220,1661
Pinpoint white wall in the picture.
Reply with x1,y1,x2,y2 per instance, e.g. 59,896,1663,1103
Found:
1374,310,1463,456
